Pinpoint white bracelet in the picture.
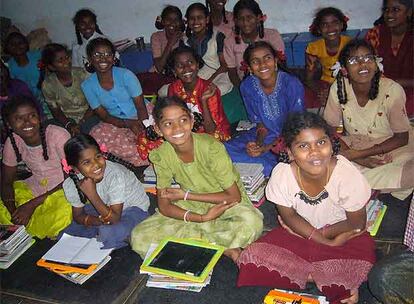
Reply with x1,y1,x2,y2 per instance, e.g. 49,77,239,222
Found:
184,190,190,201
183,210,191,223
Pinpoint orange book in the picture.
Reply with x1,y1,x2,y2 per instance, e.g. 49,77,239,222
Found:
264,290,320,304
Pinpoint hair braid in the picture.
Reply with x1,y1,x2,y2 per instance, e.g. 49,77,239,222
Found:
39,124,49,160
7,128,22,163
332,136,341,155
235,25,241,44
336,73,348,105
103,152,136,172
277,151,291,163
68,170,87,204
222,8,228,24
369,70,381,101
258,20,264,39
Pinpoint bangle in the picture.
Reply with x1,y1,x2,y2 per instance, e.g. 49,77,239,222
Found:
256,126,267,134
100,208,112,222
84,215,90,226
183,210,191,223
64,121,74,129
184,190,190,201
308,228,317,240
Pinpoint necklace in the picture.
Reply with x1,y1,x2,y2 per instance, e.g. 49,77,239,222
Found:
295,161,331,205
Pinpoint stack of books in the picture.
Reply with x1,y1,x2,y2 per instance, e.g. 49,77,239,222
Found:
366,199,387,236
234,163,266,206
140,241,220,292
264,288,328,304
142,166,179,194
0,225,35,269
37,234,112,285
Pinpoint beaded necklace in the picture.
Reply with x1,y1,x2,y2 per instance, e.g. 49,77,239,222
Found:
295,161,330,205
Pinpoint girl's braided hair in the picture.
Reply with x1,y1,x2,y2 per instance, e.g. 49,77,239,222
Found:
336,39,381,105
205,0,228,24
185,3,214,38
2,96,49,162
233,0,265,44
72,9,104,45
64,134,136,204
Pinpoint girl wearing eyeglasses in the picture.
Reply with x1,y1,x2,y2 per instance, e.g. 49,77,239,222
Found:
40,43,97,136
81,38,149,167
324,39,414,199
365,0,413,117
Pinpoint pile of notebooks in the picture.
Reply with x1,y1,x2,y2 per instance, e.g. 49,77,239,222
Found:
234,163,266,206
366,198,387,236
143,166,179,194
140,239,223,292
264,288,328,304
0,225,34,269
37,234,112,285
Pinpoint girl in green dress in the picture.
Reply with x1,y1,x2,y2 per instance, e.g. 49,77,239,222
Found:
131,96,263,261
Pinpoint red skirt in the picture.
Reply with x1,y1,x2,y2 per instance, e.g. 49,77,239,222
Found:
237,227,375,303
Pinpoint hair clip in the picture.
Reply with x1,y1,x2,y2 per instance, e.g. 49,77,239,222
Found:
61,159,72,174
186,102,201,114
343,15,349,23
143,115,155,128
99,143,108,153
375,56,384,72
330,61,349,78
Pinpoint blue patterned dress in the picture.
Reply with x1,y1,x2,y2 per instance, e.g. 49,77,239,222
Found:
225,71,304,176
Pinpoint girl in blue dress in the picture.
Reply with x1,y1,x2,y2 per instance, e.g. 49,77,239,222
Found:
225,41,304,176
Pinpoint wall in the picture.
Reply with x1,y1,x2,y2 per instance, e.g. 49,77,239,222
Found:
1,0,383,47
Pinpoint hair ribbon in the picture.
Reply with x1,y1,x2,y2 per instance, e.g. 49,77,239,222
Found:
61,159,72,174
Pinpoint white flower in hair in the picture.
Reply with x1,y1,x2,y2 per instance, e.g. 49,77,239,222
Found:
143,115,155,128
186,103,201,114
330,61,342,78
375,56,384,72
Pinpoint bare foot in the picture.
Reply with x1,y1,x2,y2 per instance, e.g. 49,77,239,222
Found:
340,289,359,304
224,248,242,263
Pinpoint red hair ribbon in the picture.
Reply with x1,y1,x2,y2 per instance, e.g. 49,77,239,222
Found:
343,15,349,23
272,136,286,154
99,143,108,153
259,14,267,22
240,60,249,73
276,50,286,62
37,60,46,71
61,159,72,174
308,23,317,33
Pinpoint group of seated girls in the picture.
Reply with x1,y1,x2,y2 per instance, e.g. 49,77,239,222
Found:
0,0,413,303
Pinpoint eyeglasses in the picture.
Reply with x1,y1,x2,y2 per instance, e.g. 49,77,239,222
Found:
347,54,376,65
91,52,113,59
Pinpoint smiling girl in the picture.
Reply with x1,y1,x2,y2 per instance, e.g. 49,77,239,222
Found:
223,0,284,87
324,39,414,198
71,9,105,69
224,41,304,177
61,134,149,249
305,7,351,107
366,0,413,116
131,97,263,260
81,38,149,166
41,43,97,135
237,112,375,304
0,96,72,238
167,46,231,141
